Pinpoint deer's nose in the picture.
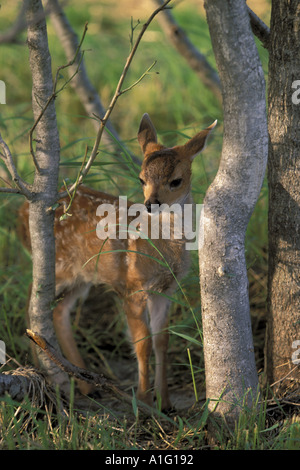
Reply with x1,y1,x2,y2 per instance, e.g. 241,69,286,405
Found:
145,199,160,213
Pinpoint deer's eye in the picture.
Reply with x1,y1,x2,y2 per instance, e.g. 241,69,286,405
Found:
170,178,182,189
139,177,146,186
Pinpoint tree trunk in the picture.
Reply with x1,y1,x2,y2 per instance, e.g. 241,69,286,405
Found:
266,0,300,392
26,0,69,392
200,0,268,423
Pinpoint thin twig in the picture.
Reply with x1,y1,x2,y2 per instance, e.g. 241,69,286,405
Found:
0,133,33,199
57,0,173,201
270,365,300,389
57,145,88,218
120,61,157,95
0,173,13,188
53,21,88,90
47,0,140,165
0,187,22,195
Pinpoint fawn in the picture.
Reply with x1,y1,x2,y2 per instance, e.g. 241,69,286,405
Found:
19,114,216,411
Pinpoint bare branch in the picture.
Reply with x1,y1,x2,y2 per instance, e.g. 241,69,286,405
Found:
247,6,270,50
46,0,140,166
57,146,88,219
0,0,59,45
0,134,33,199
53,21,88,91
57,0,173,200
26,329,152,415
0,170,19,193
150,0,222,102
0,187,22,195
0,0,28,44
120,61,157,95
150,1,269,102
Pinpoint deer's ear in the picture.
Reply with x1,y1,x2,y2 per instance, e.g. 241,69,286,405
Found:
137,114,157,153
175,120,217,161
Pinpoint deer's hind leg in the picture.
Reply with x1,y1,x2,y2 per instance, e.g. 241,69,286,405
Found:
53,283,92,395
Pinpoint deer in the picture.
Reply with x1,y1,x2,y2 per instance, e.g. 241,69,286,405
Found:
19,114,216,411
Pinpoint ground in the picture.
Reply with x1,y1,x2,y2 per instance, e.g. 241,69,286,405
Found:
72,285,202,415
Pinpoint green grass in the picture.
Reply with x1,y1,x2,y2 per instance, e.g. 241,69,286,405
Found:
0,384,299,450
0,0,298,451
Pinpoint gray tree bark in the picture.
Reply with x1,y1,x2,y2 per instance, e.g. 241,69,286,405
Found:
0,368,47,402
25,0,69,392
266,0,300,392
199,0,268,423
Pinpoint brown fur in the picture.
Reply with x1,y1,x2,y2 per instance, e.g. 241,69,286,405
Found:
19,114,216,410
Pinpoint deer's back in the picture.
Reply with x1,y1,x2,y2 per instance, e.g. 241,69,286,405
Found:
19,185,190,297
